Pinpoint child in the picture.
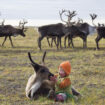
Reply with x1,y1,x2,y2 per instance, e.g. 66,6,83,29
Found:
50,61,73,102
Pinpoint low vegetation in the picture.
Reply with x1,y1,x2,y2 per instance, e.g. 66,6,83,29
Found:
0,27,105,105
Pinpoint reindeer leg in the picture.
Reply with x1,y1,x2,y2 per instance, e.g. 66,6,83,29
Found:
71,87,81,96
64,36,68,48
68,36,72,48
51,38,54,47
85,37,87,48
9,36,14,47
95,35,102,50
2,36,8,46
38,36,44,50
42,80,55,99
83,38,87,49
30,81,42,99
70,38,74,48
47,37,51,47
59,37,62,49
56,37,59,50
54,37,57,47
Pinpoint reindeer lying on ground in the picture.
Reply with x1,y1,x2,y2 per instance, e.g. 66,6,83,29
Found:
25,52,54,99
26,52,81,100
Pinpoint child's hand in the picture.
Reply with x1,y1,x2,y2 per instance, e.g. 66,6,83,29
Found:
50,76,57,82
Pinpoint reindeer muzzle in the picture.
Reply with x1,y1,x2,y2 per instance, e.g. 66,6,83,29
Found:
48,73,54,80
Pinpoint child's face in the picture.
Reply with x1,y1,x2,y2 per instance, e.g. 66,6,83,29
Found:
59,67,66,78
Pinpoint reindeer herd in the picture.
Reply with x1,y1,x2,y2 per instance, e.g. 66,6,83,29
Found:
0,10,105,50
38,10,105,50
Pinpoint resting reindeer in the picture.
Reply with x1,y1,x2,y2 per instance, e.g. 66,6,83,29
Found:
25,52,55,99
26,51,81,100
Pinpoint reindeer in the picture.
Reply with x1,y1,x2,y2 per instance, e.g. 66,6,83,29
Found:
38,23,66,50
38,10,77,50
90,13,105,49
26,51,81,100
60,10,96,48
59,9,88,48
25,52,55,99
0,19,27,47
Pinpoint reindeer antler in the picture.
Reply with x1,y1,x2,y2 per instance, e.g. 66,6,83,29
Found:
22,19,28,29
59,9,77,26
90,14,97,20
90,13,97,27
67,10,77,20
1,19,5,26
77,18,83,23
19,19,28,31
18,20,23,28
59,9,67,24
0,19,5,26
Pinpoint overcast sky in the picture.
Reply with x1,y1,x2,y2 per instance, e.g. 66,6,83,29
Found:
0,0,105,25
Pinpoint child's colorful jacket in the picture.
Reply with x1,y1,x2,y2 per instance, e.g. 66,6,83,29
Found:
55,75,73,98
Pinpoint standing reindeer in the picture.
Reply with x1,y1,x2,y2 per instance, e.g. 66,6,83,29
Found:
0,20,27,47
60,10,96,48
59,9,88,48
38,10,77,50
38,23,66,50
26,51,81,100
90,14,105,49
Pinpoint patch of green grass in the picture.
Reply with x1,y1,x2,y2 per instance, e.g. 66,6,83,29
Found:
0,27,105,105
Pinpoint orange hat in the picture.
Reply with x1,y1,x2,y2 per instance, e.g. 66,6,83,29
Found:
59,61,71,76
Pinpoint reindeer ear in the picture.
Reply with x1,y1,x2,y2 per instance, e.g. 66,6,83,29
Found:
28,52,40,72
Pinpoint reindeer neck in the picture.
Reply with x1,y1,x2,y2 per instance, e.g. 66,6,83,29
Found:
12,28,22,36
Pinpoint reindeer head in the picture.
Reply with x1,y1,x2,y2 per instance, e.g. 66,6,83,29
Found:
28,52,54,80
19,19,28,37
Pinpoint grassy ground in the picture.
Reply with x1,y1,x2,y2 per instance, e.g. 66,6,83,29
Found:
0,27,105,105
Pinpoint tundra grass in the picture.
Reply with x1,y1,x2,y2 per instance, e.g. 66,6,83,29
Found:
0,27,105,105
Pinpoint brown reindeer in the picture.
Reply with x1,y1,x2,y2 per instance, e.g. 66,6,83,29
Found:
25,52,55,99
26,51,81,100
0,19,27,47
90,14,105,49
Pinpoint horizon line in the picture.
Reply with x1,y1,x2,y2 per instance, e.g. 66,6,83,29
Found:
0,19,105,26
